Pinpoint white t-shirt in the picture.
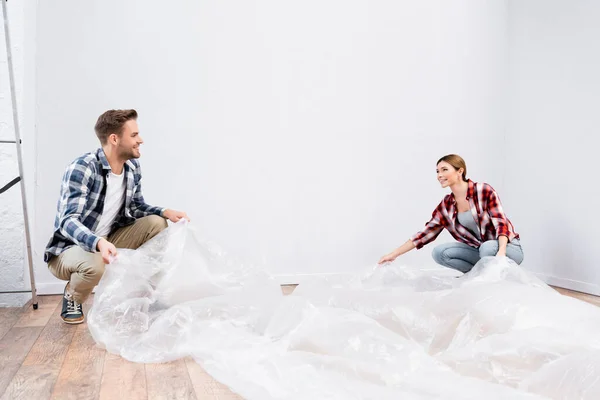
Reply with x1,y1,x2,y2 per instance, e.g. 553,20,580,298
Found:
95,171,126,237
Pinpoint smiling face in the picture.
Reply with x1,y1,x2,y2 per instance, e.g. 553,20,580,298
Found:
436,161,464,188
109,119,143,160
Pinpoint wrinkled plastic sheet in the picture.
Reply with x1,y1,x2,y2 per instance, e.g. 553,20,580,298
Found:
88,221,600,399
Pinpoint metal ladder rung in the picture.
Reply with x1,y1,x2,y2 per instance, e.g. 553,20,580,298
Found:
0,176,21,194
0,290,35,294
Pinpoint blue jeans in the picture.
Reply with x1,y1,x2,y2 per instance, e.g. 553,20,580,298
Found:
431,239,524,273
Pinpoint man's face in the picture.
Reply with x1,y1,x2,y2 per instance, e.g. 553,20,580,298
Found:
116,119,143,159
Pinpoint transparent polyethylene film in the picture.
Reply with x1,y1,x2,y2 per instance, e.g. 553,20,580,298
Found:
88,221,600,399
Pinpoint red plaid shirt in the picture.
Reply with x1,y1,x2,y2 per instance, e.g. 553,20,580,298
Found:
410,180,519,249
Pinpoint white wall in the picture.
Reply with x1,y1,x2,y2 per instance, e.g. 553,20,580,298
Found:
506,0,600,294
33,0,508,292
0,0,35,306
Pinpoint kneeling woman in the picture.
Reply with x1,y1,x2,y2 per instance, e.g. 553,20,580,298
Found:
378,154,523,273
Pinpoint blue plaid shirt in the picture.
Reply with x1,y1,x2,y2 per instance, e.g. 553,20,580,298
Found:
44,148,165,262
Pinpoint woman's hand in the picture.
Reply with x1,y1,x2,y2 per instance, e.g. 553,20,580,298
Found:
378,240,417,265
378,251,400,264
496,235,508,257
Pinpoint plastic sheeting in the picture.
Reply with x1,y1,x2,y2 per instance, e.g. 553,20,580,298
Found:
88,221,600,399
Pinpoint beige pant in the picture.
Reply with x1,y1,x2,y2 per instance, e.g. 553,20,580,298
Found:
48,215,168,303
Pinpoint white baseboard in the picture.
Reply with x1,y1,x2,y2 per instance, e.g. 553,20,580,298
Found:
35,276,340,294
37,282,99,296
35,272,600,297
273,273,350,286
273,266,458,286
36,282,69,295
531,272,600,296
276,271,600,297
37,276,343,294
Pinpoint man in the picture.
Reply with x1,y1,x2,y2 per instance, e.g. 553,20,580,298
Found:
44,109,189,324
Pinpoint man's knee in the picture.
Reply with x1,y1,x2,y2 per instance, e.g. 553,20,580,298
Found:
147,215,168,231
141,215,168,243
48,247,104,282
479,240,498,258
77,260,105,284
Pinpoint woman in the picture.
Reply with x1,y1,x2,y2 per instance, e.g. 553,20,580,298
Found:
378,154,523,273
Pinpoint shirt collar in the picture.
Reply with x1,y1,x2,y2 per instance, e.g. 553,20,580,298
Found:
466,179,476,200
97,148,112,171
97,148,135,174
451,179,476,203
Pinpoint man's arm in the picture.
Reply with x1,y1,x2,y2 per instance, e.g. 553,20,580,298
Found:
130,182,166,218
129,163,189,222
128,163,166,218
57,161,102,253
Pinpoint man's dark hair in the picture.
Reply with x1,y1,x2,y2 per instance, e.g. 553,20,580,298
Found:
94,109,138,145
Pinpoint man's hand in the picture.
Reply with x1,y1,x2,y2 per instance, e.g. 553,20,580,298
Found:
496,248,507,257
97,238,118,264
163,209,190,223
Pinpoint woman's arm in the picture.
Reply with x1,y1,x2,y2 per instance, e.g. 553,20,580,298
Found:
485,185,513,241
483,184,514,256
378,240,416,264
497,235,508,256
378,202,447,265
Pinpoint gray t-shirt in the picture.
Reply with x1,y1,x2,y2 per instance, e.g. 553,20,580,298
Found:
458,211,481,239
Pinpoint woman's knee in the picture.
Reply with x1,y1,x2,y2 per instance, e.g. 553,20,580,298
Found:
479,240,499,258
432,243,478,272
432,244,449,264
507,243,525,265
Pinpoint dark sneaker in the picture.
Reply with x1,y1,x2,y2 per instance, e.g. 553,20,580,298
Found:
61,284,84,324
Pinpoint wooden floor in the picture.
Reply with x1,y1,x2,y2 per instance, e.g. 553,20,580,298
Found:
0,285,597,400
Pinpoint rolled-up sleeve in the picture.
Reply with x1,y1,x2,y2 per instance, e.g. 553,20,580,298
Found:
486,187,512,240
410,203,447,249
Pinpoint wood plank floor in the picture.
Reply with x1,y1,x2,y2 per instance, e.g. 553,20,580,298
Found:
0,284,596,400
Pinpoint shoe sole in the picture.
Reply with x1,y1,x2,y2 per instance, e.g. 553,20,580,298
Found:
61,316,85,325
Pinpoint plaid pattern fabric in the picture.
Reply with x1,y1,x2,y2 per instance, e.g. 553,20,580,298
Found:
44,148,165,261
410,180,519,249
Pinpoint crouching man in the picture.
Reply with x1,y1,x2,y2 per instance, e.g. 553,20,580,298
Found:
44,109,189,324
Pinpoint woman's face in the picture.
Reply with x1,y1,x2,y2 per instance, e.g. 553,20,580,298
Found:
436,161,463,188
